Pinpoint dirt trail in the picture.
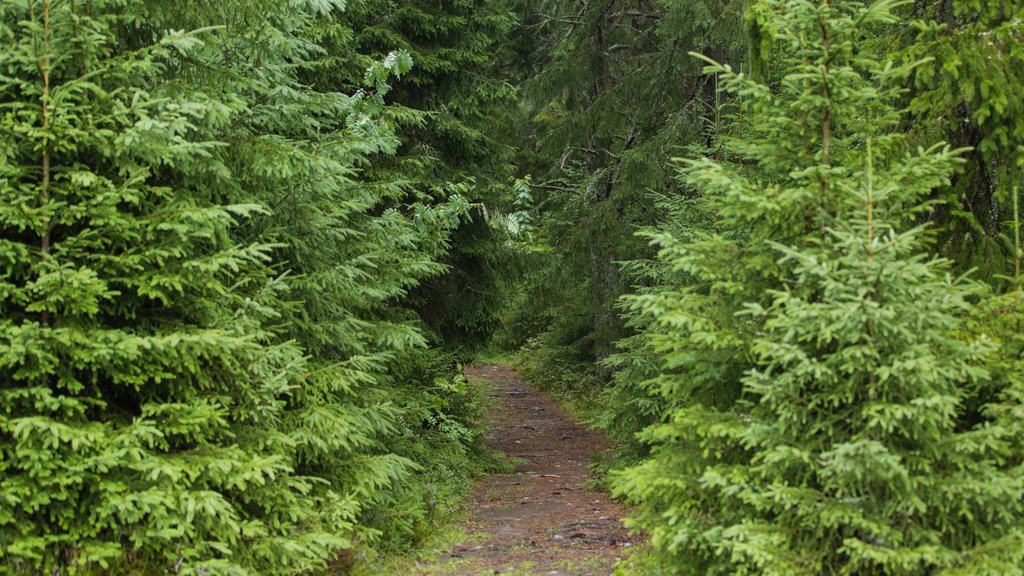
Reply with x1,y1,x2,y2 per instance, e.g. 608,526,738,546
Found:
412,364,636,575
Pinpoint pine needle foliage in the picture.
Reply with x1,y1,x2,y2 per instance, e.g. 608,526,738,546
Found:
5,0,1022,574
613,0,1024,573
335,0,523,350
507,0,748,379
116,0,504,554
595,72,749,457
0,2,342,573
895,2,1024,274
1,0,497,573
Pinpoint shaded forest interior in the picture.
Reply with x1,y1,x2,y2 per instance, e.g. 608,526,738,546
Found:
1,1,1023,574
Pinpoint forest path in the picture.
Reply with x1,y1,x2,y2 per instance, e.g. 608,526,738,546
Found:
411,363,636,575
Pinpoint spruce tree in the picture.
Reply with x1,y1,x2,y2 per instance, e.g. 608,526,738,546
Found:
125,0,493,557
730,147,1024,574
0,2,343,573
614,0,1024,573
1,0,495,571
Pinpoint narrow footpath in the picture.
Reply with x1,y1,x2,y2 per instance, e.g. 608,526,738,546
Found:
413,364,636,575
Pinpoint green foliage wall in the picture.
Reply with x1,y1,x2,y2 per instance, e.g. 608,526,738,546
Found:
0,2,340,572
4,0,1022,574
610,0,1024,573
0,0,504,573
506,0,748,378
335,0,523,350
897,1,1024,275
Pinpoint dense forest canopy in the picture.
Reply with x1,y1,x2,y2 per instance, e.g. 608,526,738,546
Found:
1,0,1021,574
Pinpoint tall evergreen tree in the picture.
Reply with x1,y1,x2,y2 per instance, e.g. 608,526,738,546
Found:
1,0,497,572
614,0,1024,573
117,0,500,558
0,2,343,573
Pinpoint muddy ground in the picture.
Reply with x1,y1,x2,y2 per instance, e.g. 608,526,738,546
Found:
410,363,636,575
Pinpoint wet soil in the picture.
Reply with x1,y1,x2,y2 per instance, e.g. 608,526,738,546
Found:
411,364,636,575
